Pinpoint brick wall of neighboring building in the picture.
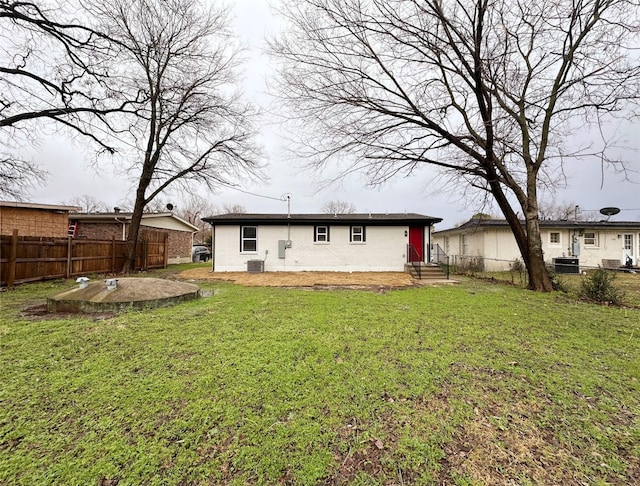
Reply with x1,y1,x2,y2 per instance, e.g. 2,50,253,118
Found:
76,222,125,241
166,229,192,261
0,207,69,237
75,221,192,261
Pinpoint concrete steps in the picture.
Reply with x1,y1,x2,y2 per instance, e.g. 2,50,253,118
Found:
404,262,448,280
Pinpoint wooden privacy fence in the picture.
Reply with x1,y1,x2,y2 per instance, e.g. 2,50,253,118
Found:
0,230,168,287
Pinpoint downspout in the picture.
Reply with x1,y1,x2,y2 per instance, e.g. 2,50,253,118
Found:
114,217,126,240
210,225,215,272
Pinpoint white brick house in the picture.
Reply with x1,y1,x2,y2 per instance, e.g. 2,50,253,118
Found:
202,213,442,272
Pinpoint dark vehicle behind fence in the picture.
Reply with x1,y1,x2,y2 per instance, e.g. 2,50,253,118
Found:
192,245,211,262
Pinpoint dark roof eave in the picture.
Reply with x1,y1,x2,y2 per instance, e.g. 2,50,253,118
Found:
434,218,640,234
203,213,442,226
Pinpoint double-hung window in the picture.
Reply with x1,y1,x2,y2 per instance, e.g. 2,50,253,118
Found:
550,232,560,245
240,226,257,252
314,225,330,243
350,225,366,243
583,231,598,247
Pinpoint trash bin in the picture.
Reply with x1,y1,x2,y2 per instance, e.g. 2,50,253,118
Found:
553,257,579,274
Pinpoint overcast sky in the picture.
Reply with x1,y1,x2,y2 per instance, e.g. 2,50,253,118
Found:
24,0,640,228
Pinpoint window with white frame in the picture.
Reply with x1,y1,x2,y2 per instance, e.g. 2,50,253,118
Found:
583,231,598,247
350,225,366,243
444,236,450,254
240,226,257,252
460,234,468,255
623,234,633,252
549,232,560,245
314,225,330,242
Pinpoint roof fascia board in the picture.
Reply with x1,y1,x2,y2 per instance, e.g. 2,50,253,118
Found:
203,214,442,226
0,201,80,211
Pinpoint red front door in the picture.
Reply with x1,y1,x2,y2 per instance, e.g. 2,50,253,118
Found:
408,226,423,262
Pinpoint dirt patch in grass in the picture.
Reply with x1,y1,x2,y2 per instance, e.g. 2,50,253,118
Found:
441,400,575,485
177,268,428,289
324,412,405,484
20,302,115,321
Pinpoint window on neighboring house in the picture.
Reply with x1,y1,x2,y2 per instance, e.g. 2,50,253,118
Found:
583,231,598,247
623,234,633,252
350,225,366,243
444,236,450,254
314,225,330,242
550,232,560,244
240,226,257,252
460,234,468,255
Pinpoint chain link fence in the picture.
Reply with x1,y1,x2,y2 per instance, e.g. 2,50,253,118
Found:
447,255,636,288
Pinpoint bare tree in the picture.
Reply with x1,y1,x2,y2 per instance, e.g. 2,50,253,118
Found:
143,199,173,213
321,199,356,214
0,1,132,197
87,0,262,272
222,203,246,214
0,155,46,199
174,193,217,244
539,202,580,221
538,201,601,222
66,194,109,213
271,0,640,291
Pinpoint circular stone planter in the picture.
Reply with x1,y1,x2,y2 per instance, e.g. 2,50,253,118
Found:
47,277,200,313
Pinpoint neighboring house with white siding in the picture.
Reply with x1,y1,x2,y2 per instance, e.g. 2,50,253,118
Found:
202,213,442,272
433,218,640,272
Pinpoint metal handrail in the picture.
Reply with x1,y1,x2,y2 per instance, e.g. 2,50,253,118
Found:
430,243,450,279
406,243,422,279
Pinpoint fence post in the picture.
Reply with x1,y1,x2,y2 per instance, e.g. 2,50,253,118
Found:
7,229,18,288
66,236,72,278
163,232,169,268
111,236,116,273
142,239,148,271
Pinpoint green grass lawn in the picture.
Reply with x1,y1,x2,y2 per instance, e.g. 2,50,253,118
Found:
1,275,638,485
465,268,640,307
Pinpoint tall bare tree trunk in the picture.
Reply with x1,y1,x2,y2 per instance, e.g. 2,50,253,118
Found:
487,170,553,291
523,217,553,291
121,169,153,273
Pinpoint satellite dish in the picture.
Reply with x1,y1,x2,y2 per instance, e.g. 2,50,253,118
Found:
166,203,174,211
599,207,620,217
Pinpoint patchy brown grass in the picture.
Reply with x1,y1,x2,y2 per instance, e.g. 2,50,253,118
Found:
177,268,428,289
436,364,640,485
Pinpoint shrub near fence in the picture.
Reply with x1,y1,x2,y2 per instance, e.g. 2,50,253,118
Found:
0,230,167,287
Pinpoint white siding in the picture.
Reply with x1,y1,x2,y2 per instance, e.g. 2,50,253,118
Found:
543,229,639,268
434,225,640,271
481,229,522,271
140,215,197,232
214,224,411,272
